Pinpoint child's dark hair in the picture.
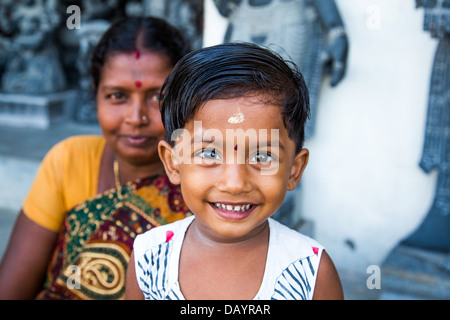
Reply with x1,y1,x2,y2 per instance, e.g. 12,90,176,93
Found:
160,42,310,153
90,16,190,93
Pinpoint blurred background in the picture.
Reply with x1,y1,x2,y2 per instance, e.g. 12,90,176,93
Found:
0,0,448,299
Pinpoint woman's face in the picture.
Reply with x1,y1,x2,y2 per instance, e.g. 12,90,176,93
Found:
97,51,172,166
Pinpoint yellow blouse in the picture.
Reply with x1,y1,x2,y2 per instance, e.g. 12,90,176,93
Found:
23,135,105,232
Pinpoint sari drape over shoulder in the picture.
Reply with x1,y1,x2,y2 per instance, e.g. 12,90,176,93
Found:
36,175,190,300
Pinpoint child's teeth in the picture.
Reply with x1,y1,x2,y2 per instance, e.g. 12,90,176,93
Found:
215,203,252,212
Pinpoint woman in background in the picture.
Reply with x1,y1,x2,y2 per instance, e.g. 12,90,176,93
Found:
0,16,191,300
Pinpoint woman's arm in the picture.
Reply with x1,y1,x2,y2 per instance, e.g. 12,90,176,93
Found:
313,250,344,300
125,250,145,300
0,210,58,299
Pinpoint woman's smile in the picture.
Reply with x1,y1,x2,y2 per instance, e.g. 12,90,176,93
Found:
120,134,156,147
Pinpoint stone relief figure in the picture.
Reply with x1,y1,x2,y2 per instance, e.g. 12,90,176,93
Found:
213,0,349,138
403,0,450,251
143,0,204,49
0,0,15,78
0,0,66,94
81,0,125,21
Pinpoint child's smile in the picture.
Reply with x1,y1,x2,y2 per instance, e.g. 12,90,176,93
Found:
210,201,257,221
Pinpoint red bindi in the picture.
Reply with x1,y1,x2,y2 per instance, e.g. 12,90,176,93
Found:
135,49,141,60
135,80,142,88
234,144,238,151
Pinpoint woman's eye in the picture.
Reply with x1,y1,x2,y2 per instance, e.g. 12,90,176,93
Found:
106,92,126,101
148,93,161,103
249,152,272,164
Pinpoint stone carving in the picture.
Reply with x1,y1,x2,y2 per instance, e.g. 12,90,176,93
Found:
143,0,204,49
0,0,66,94
0,0,75,129
0,1,205,126
403,0,450,251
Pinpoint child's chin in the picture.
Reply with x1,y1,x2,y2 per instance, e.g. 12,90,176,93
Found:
209,223,264,243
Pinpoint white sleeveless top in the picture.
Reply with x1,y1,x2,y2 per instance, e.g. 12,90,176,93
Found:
133,216,324,300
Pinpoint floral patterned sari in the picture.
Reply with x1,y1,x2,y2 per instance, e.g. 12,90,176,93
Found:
36,175,190,300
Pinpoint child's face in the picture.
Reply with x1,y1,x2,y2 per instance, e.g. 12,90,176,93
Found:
159,96,309,242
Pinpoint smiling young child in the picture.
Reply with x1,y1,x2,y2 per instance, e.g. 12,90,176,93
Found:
125,43,343,300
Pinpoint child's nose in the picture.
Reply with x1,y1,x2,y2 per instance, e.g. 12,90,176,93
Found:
217,163,252,194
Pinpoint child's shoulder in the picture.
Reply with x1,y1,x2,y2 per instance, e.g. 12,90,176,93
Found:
133,216,194,258
267,219,343,300
268,218,324,259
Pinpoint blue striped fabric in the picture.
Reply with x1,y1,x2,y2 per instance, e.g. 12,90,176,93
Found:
271,257,316,300
136,241,178,300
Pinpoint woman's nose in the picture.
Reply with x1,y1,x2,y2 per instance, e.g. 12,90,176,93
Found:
124,98,148,126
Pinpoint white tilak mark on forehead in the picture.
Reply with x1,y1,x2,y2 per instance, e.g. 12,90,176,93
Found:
227,107,245,124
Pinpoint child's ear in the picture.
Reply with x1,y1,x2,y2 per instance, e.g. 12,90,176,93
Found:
158,140,181,185
287,148,309,191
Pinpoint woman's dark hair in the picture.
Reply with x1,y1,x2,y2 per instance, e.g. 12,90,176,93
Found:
160,42,310,153
90,16,190,93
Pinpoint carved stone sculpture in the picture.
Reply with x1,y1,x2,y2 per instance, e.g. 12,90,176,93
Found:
143,0,204,49
0,0,66,94
403,0,450,251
